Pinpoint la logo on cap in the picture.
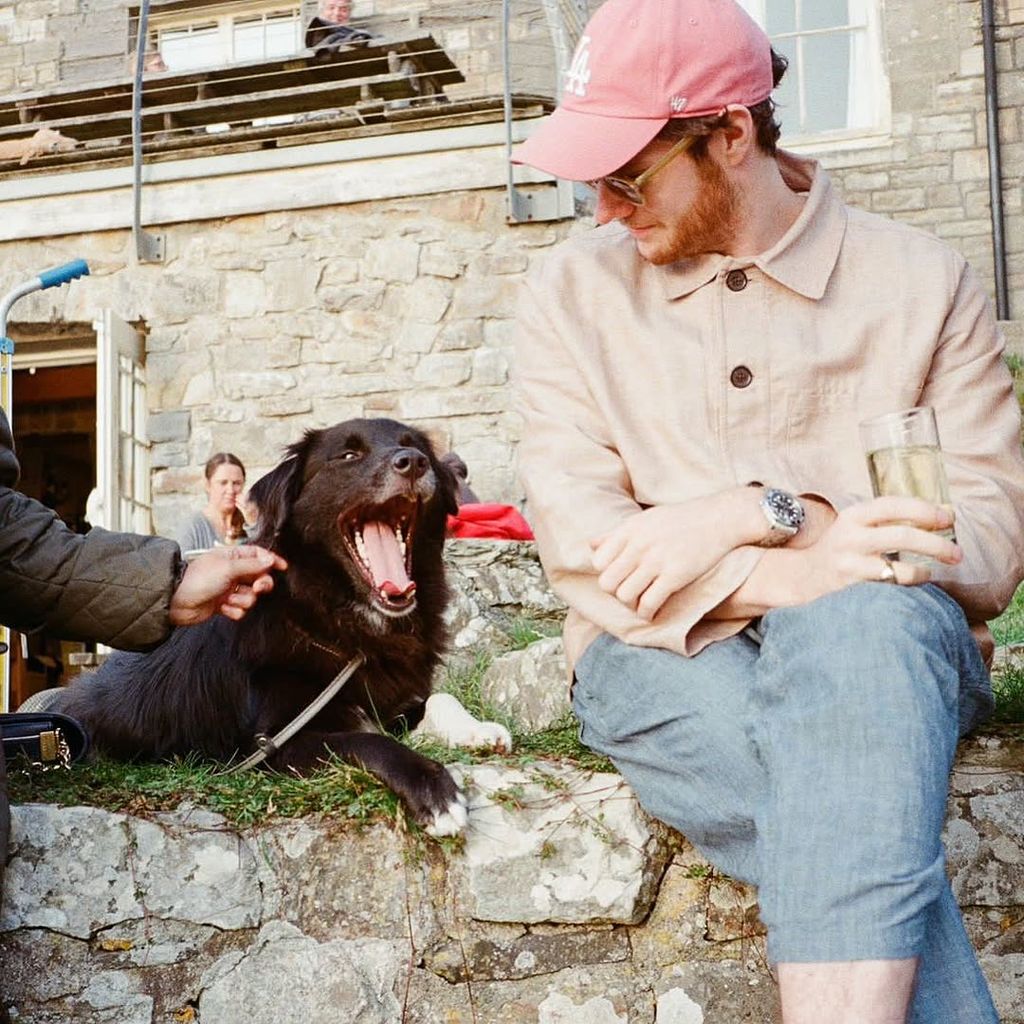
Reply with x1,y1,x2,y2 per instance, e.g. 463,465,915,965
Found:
564,35,592,97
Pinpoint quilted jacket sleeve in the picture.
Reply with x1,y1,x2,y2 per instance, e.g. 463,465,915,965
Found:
0,487,181,651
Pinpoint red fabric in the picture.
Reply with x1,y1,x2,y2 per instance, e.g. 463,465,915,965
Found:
447,503,535,541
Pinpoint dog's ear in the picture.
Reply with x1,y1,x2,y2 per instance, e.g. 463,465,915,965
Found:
432,452,461,518
247,434,313,548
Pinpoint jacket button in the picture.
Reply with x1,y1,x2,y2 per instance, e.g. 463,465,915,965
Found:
730,365,753,389
726,269,748,292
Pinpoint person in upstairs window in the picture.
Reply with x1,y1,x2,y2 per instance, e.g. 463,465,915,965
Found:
305,0,375,53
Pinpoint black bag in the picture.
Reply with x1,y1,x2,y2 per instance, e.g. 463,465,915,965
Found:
0,711,89,770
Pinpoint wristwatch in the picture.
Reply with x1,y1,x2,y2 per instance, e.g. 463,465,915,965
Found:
757,487,805,547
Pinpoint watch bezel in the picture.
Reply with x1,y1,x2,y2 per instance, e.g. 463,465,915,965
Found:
758,487,805,546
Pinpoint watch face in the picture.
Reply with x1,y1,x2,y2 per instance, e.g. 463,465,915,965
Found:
765,488,805,529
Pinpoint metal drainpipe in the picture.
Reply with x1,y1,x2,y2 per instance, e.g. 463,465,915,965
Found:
981,0,1010,319
132,0,164,262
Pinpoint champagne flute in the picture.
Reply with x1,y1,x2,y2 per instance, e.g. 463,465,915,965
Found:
859,406,955,564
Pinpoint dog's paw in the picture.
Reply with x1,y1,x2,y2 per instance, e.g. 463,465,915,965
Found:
461,719,513,753
414,692,514,753
424,784,468,837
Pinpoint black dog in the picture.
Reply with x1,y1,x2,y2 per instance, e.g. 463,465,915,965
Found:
55,418,510,835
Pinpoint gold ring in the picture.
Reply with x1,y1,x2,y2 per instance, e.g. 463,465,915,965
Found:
879,556,897,584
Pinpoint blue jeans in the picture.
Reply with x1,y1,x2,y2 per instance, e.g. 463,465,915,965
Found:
572,583,997,1023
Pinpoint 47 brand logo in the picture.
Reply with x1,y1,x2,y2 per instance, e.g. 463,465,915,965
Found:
564,35,592,97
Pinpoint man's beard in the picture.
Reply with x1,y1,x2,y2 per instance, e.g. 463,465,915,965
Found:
641,156,742,266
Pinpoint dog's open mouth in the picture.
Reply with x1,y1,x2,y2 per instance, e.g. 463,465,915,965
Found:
339,497,419,615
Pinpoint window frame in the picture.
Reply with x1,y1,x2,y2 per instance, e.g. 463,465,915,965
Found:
738,0,891,147
147,0,304,71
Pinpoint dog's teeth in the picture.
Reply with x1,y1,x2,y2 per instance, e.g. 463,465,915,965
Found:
355,532,368,563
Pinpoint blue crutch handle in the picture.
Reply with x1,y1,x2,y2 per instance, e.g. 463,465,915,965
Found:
38,259,89,290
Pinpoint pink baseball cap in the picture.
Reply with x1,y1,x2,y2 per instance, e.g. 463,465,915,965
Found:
512,0,773,181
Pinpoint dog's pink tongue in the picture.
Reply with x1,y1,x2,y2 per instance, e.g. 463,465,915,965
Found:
361,521,415,597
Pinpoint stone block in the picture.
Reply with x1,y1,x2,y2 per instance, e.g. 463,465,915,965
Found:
444,540,566,653
199,922,405,1024
258,394,314,418
60,10,122,59
953,148,992,181
254,820,442,944
364,236,420,283
399,388,508,420
420,244,463,278
437,320,483,351
473,252,530,276
451,763,671,925
480,637,570,732
220,371,297,401
319,256,360,286
150,440,189,469
224,272,268,318
413,351,472,387
148,409,191,444
149,274,221,325
842,170,890,192
472,347,510,387
918,112,977,135
424,925,631,983
926,183,963,207
264,258,318,313
388,276,452,323
316,282,371,320
450,275,520,320
871,187,927,212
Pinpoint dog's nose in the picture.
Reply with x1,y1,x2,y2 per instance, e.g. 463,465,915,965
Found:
392,447,429,480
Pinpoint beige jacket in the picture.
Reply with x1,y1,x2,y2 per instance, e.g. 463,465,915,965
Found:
515,153,1024,670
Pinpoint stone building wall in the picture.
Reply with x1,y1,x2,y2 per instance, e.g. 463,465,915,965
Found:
0,187,574,535
801,0,1023,315
1,0,1022,531
0,0,557,97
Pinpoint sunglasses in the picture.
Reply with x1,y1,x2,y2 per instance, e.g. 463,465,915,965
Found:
587,134,698,206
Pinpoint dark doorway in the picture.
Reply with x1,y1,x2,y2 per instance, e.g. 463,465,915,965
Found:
9,363,97,704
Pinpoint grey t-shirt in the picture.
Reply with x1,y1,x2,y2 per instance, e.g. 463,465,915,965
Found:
176,512,227,556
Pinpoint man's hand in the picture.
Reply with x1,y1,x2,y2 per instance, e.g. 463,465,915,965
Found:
792,496,958,601
590,488,766,621
718,496,960,619
169,545,288,627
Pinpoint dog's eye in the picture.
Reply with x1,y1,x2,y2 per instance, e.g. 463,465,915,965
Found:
337,450,361,461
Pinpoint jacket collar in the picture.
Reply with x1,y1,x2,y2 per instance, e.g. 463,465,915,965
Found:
656,152,847,302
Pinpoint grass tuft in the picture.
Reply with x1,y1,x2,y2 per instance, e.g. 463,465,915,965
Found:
992,659,1024,724
7,752,402,828
990,583,1024,647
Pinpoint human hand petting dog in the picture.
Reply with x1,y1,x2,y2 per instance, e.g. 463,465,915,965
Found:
169,544,288,626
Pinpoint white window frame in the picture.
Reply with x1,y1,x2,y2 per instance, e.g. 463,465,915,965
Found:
738,0,891,147
151,1,303,72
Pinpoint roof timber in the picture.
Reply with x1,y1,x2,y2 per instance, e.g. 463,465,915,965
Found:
0,34,467,167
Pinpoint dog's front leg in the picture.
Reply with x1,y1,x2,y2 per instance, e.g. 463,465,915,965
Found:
272,731,468,836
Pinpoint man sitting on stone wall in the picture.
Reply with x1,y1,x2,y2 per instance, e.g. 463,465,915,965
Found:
512,1,1024,1021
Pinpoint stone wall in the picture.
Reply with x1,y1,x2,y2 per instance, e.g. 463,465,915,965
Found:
3,0,1022,322
807,0,1024,314
1,0,1022,528
1,541,1022,1023
2,741,1022,1024
0,0,556,96
0,191,575,534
